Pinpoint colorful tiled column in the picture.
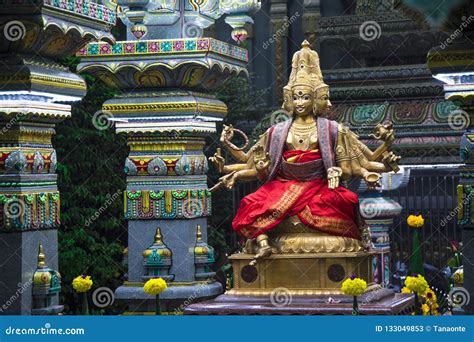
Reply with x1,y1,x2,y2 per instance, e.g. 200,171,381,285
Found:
0,0,115,314
359,169,409,287
77,38,248,313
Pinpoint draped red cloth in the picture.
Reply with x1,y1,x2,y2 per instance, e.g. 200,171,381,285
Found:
283,149,322,163
232,150,361,240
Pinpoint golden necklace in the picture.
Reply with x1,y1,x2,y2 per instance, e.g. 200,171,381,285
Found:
288,121,317,150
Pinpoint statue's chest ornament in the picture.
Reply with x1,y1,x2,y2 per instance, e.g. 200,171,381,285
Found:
287,122,318,150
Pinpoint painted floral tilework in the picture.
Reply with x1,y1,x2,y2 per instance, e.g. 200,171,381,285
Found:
40,0,116,25
77,38,248,62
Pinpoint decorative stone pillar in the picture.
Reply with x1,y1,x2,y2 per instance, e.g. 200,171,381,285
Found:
359,169,409,287
77,37,249,313
0,0,115,315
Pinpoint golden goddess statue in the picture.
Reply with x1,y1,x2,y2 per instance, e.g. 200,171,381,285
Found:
210,41,400,265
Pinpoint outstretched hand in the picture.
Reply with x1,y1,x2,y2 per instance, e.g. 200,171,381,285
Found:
253,144,270,176
370,123,395,144
219,171,237,190
382,151,401,172
220,124,234,145
209,148,225,173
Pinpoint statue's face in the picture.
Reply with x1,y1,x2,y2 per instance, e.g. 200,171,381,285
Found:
282,87,294,114
292,86,313,117
314,87,332,114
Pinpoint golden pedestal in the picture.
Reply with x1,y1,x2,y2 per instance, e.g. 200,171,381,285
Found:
185,248,414,315
230,216,372,295
228,251,374,296
185,217,415,315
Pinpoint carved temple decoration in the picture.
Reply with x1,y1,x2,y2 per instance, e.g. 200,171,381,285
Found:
32,244,63,315
77,1,256,313
317,3,459,165
0,0,115,315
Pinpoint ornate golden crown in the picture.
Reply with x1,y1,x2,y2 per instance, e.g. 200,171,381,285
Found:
286,40,327,91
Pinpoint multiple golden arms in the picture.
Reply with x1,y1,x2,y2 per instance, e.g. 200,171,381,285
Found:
336,123,401,189
211,122,400,191
361,123,395,161
218,125,253,163
209,127,270,192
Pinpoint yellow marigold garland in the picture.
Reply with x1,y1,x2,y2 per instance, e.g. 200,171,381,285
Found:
341,276,367,296
401,286,411,294
401,281,440,316
407,214,424,228
143,278,168,296
72,275,93,293
405,274,428,294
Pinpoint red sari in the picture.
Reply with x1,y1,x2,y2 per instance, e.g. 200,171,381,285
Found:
232,149,361,240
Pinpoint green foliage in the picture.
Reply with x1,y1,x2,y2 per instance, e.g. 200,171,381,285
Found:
55,58,128,314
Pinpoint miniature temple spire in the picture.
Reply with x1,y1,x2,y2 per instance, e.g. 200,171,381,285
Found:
37,244,46,268
32,243,62,314
196,224,202,241
142,227,174,282
154,227,163,244
193,224,215,280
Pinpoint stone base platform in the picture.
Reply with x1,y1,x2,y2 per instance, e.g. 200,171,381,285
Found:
184,288,415,315
115,281,223,314
184,250,414,315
